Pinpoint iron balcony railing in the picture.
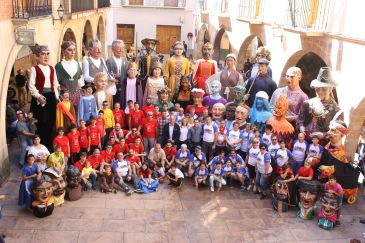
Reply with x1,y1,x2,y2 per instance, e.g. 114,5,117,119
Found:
12,0,52,19
71,0,94,13
285,0,332,31
236,0,256,19
98,0,111,8
121,0,186,8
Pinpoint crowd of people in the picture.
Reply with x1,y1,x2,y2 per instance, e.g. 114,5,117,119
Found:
12,37,363,231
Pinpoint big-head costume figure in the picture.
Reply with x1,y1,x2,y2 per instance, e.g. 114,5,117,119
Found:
43,168,66,206
317,192,340,230
66,165,83,201
32,175,55,218
297,179,323,220
272,179,290,213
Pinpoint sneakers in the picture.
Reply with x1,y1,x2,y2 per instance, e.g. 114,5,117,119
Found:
247,184,252,191
253,185,257,192
240,185,246,191
134,189,144,193
210,187,214,192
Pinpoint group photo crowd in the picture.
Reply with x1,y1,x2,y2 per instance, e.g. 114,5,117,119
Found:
10,36,364,232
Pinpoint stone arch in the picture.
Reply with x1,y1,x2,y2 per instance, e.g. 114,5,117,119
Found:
345,97,365,159
59,28,78,61
279,50,337,101
82,20,94,58
236,35,264,71
213,28,231,63
195,24,210,58
96,16,106,49
0,43,24,180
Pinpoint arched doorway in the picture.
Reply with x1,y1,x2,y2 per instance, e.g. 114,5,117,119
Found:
213,28,231,64
236,35,264,73
96,16,106,50
62,28,78,60
195,24,210,58
82,20,93,59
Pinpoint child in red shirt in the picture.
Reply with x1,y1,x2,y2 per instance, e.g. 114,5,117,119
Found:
67,124,80,164
124,100,134,130
87,117,101,153
125,128,142,144
96,110,106,147
78,120,89,153
296,158,314,181
53,127,70,164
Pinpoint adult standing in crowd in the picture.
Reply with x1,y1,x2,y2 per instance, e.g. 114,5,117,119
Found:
15,69,28,107
29,45,60,150
55,41,84,108
244,58,277,107
162,116,180,147
139,38,160,93
106,40,128,105
269,67,308,125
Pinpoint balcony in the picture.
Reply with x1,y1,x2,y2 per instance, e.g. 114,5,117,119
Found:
98,0,111,8
121,0,186,8
284,0,332,33
70,0,94,13
12,0,52,19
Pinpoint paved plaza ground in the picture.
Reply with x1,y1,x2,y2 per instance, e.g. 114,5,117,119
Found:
1,143,365,243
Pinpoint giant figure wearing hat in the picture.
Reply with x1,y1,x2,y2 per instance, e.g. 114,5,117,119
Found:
192,42,217,93
269,67,308,126
29,45,60,150
139,38,160,93
298,67,342,139
244,58,277,107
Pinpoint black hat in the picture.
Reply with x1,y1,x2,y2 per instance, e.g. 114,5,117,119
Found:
81,83,96,92
310,67,337,88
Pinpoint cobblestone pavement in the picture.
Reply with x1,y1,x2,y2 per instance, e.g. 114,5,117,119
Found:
1,143,365,243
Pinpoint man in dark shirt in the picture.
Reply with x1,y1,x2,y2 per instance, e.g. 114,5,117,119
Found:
244,58,277,107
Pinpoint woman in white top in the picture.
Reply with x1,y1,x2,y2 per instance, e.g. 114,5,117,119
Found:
178,117,189,148
255,143,273,199
27,135,50,171
245,137,260,191
226,122,242,152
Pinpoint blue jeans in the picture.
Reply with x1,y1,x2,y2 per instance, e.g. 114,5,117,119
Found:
290,160,303,175
19,138,30,166
255,171,271,191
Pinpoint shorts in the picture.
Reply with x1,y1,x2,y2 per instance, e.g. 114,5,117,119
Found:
247,164,256,179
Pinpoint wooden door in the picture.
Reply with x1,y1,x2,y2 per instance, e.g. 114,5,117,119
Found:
116,24,135,49
156,25,181,54
129,0,143,5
